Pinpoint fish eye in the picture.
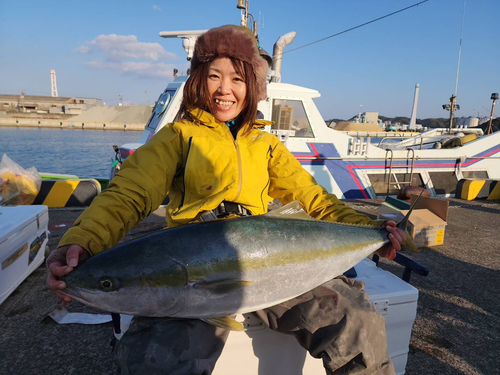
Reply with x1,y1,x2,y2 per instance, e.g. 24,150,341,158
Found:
100,278,114,290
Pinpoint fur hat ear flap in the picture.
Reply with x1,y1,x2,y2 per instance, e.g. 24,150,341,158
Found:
191,25,269,100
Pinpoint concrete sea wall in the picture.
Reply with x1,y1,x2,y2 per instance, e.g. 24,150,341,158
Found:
0,117,145,131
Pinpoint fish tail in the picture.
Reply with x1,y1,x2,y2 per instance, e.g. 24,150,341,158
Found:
396,184,429,252
396,185,427,233
401,231,419,253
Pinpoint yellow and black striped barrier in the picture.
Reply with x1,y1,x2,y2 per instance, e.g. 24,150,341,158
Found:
33,179,101,207
487,181,500,200
456,179,499,200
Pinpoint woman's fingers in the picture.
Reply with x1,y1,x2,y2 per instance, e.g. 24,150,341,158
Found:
46,272,65,290
46,273,72,303
379,221,408,259
65,244,87,267
46,244,88,303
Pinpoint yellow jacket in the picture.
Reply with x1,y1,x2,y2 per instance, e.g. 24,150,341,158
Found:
59,109,375,256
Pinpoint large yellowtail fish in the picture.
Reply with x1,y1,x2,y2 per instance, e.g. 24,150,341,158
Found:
61,200,417,330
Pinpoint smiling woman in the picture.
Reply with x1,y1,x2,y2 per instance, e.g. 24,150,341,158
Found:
47,24,405,375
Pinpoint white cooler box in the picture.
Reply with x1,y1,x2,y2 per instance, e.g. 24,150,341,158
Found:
214,258,418,375
0,205,49,305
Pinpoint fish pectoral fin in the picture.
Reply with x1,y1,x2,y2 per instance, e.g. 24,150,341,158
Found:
193,279,254,295
202,317,246,331
265,200,315,221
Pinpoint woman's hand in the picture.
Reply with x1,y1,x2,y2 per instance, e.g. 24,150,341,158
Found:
46,244,90,304
378,221,406,260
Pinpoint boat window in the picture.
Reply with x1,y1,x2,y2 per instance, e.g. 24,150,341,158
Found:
427,170,489,196
146,89,177,132
271,99,314,138
428,172,460,195
367,173,424,196
462,170,489,179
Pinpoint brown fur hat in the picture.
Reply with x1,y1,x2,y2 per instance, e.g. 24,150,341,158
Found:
191,25,269,100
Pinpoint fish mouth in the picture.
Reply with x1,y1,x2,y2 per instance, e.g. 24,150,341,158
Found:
60,287,97,306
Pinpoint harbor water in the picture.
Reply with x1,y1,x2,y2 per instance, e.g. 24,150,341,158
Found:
0,127,140,178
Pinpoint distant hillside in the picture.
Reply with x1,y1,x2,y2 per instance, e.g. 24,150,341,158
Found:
418,118,448,128
328,116,453,129
479,118,500,133
378,116,411,125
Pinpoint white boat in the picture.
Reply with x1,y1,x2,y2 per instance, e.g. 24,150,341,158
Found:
113,37,500,201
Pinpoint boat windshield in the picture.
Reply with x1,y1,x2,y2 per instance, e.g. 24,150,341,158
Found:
146,89,177,132
271,99,315,138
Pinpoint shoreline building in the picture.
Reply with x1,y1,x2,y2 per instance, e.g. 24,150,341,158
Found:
0,94,102,118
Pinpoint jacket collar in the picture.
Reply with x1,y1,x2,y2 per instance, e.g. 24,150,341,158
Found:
188,108,274,129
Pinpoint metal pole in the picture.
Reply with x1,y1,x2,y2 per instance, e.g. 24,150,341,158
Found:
246,0,249,28
448,95,456,134
487,96,497,135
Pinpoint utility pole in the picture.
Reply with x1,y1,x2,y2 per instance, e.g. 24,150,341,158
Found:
486,93,498,135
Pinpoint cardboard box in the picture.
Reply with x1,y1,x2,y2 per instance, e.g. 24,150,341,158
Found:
377,196,449,247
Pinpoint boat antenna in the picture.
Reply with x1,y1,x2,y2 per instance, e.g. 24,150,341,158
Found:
454,0,467,97
444,0,466,135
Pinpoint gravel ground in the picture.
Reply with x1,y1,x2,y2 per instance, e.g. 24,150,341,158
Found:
0,199,498,375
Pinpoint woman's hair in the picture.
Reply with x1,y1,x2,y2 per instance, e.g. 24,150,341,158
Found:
179,56,259,134
178,25,269,134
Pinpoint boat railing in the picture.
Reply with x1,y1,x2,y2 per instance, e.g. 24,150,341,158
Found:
378,135,449,149
378,128,484,150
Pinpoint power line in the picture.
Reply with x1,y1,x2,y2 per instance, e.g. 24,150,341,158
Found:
275,0,429,59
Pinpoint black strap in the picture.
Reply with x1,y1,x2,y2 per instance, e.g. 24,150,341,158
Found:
200,201,252,221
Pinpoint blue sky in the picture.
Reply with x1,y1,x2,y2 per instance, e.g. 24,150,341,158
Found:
1,0,499,120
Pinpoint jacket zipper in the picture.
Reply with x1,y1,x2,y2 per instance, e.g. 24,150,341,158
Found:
233,137,243,202
260,146,274,211
174,136,193,215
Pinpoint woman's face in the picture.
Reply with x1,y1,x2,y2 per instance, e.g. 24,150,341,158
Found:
207,57,247,122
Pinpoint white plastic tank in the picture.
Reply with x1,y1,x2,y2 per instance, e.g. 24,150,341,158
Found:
458,117,479,128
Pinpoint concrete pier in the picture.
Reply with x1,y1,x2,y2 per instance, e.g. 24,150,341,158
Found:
0,117,145,131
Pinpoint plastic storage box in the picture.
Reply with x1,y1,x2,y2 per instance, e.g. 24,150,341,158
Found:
0,205,49,305
213,258,418,375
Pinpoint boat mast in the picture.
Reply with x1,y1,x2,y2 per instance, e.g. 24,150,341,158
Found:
444,0,466,135
237,0,256,35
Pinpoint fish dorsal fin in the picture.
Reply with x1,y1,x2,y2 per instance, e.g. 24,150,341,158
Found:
264,200,316,221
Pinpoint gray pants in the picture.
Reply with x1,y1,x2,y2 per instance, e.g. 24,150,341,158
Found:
116,277,395,375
